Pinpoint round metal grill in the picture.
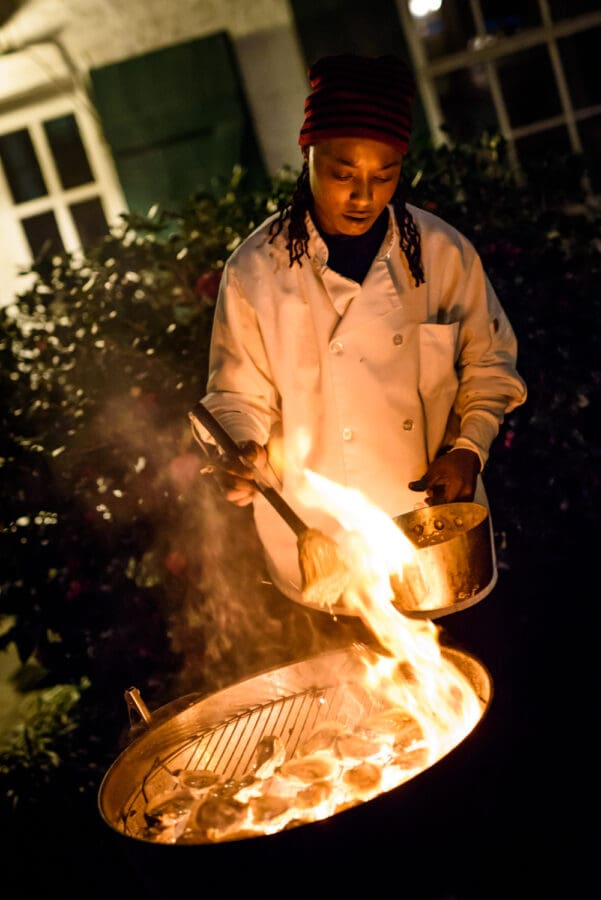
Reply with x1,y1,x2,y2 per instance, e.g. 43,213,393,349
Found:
99,645,491,845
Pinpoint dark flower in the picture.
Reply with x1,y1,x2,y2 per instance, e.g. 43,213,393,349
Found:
194,270,222,300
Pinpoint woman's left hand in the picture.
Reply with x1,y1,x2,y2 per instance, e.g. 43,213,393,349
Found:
412,448,480,506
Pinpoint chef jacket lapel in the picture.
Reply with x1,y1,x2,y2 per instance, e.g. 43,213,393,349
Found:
326,207,415,338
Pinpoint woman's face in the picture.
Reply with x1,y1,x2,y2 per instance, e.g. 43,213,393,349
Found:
307,137,403,236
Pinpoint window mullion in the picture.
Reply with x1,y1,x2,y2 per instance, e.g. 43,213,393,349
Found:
468,0,521,175
29,119,63,196
427,10,601,77
28,118,81,253
537,0,582,153
394,0,448,147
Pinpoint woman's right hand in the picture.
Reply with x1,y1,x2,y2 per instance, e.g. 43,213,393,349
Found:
212,440,267,507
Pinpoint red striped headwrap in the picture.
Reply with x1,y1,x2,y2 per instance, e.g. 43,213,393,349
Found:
298,54,416,154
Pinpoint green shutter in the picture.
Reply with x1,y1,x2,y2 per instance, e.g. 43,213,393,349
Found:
89,31,266,214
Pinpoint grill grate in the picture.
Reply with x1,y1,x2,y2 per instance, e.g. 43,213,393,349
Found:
121,680,378,836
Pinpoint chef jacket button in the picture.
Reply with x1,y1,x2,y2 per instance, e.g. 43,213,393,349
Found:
402,418,414,431
393,333,403,345
342,427,353,441
330,340,344,354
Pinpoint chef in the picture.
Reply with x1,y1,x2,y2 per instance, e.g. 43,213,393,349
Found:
197,53,527,616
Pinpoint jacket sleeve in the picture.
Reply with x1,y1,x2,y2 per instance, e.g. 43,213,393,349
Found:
442,239,527,469
201,262,279,447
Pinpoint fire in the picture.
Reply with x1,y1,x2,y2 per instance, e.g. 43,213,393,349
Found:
298,470,483,763
135,470,484,845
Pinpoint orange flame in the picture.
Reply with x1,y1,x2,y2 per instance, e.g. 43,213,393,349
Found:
299,470,482,763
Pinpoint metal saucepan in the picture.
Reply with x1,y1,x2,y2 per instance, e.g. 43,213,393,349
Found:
392,502,496,619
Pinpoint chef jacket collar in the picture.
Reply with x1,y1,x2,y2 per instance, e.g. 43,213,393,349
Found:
305,205,398,268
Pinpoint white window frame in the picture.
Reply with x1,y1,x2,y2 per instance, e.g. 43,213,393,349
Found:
396,0,601,179
0,89,127,307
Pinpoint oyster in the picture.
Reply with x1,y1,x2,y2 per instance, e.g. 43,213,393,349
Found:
144,789,196,828
342,761,382,797
249,794,293,830
252,734,287,779
294,780,335,812
176,768,223,798
279,754,339,784
298,720,348,755
358,708,422,746
334,732,388,765
190,796,249,842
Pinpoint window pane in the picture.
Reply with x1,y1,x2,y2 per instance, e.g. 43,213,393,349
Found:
44,114,94,189
0,128,47,203
516,125,572,162
70,197,108,248
416,4,475,59
496,46,560,128
21,211,64,260
578,115,601,191
548,0,601,18
558,28,601,108
479,2,540,34
435,69,498,143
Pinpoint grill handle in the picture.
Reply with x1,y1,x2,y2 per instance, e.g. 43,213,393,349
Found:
124,687,152,728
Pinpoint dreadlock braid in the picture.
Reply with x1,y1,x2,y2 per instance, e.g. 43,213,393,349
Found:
268,163,425,287
268,163,312,266
392,177,425,287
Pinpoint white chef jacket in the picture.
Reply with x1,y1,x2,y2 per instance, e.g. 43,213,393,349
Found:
201,204,527,612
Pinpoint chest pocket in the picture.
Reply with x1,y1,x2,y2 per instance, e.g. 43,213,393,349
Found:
418,322,460,459
417,322,459,396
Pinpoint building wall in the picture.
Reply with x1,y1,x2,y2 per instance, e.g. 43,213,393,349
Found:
0,0,311,306
0,0,309,174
